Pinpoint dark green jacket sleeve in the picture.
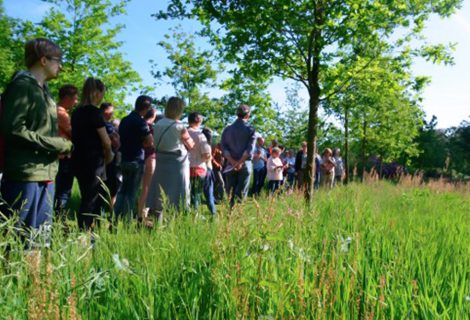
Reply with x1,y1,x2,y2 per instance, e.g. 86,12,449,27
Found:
1,81,72,154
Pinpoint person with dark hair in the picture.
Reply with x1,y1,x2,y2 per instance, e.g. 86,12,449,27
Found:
221,104,256,207
100,102,121,205
54,84,79,224
147,97,194,224
201,127,217,216
333,148,344,186
294,141,308,190
211,142,225,203
251,135,268,196
285,149,297,190
187,113,213,215
268,139,279,157
0,38,73,248
71,77,113,231
320,148,336,189
137,108,158,222
114,95,153,219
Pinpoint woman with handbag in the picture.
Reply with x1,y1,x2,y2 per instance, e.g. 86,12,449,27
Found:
146,97,194,224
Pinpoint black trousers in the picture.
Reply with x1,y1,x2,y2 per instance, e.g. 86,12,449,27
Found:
74,164,106,230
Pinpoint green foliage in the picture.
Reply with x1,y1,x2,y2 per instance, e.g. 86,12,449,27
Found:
277,84,308,148
0,1,23,91
410,116,450,177
152,27,280,138
152,27,219,108
409,118,470,179
219,69,279,139
156,0,463,199
1,183,470,318
447,120,470,177
326,55,425,165
3,0,141,108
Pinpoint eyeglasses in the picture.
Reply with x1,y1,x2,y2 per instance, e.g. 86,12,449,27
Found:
46,56,62,64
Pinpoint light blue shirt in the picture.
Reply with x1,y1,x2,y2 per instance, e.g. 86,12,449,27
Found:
253,146,267,170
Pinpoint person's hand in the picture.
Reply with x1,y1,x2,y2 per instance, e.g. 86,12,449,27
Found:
104,151,114,165
234,162,244,171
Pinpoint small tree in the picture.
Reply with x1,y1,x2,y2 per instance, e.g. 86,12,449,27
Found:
31,0,141,106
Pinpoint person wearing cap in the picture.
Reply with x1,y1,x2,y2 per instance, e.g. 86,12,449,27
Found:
220,104,256,207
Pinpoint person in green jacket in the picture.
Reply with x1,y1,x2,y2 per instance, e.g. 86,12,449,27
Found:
0,38,73,249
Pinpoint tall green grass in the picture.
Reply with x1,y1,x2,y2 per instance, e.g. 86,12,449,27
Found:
1,182,469,319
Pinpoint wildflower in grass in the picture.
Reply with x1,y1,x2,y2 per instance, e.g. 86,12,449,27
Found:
112,254,132,273
466,296,470,302
287,239,294,250
340,236,353,253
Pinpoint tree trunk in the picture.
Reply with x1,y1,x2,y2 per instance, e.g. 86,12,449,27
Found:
344,105,349,184
304,0,323,203
305,87,319,203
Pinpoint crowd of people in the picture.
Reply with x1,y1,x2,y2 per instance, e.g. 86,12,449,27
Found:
0,38,344,249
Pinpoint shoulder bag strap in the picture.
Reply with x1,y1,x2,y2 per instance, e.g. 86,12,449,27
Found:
155,121,177,152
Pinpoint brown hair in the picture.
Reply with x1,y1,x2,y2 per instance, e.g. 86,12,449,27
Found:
58,84,78,100
165,97,185,120
80,77,105,107
322,148,333,156
24,38,62,69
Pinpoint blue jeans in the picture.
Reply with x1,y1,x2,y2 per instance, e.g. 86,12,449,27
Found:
268,180,282,194
203,169,216,216
287,171,296,188
225,161,252,207
1,179,54,248
114,161,144,219
190,175,205,212
251,167,267,196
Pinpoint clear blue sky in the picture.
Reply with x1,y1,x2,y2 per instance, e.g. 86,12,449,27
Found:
4,0,470,129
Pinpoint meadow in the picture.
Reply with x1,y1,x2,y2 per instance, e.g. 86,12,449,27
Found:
1,180,469,319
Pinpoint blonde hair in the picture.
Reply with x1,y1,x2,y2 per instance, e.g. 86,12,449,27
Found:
80,77,105,106
165,97,185,120
322,148,333,156
271,147,281,155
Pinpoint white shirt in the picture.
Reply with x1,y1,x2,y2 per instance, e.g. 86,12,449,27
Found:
267,156,283,181
188,127,211,171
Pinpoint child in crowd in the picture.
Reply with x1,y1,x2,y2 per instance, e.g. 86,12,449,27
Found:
187,112,213,214
267,147,285,194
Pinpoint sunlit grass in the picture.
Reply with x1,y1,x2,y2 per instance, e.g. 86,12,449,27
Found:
1,181,469,319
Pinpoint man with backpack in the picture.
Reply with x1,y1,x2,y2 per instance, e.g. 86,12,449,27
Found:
0,38,73,248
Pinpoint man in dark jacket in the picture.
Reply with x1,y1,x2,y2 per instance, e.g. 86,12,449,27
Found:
294,141,308,190
221,104,256,207
0,38,73,248
114,95,153,219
